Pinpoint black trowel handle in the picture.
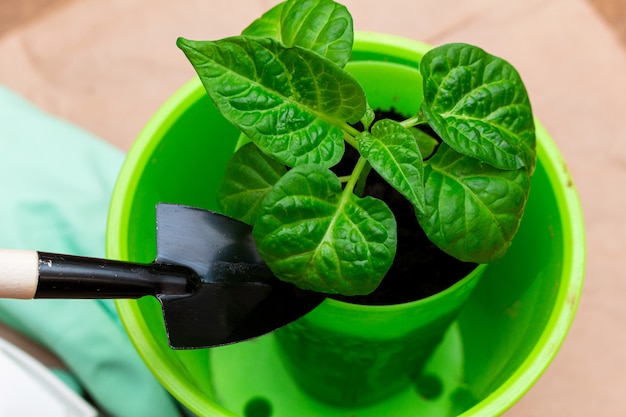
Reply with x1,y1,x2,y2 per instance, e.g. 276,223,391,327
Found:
0,249,198,300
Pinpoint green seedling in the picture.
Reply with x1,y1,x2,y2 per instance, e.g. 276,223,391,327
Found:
177,0,536,296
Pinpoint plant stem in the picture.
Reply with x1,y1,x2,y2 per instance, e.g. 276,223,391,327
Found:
343,133,358,149
344,156,368,196
343,123,361,138
342,124,361,149
400,111,427,128
354,160,371,196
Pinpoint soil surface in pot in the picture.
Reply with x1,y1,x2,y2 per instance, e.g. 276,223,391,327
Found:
331,110,477,306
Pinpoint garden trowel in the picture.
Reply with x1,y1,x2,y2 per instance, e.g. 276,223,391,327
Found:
0,204,325,349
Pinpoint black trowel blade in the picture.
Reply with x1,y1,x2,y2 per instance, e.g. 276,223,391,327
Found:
154,204,324,349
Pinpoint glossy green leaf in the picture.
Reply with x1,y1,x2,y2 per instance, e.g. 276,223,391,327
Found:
177,36,366,168
253,164,397,295
358,119,425,212
217,143,287,224
417,144,530,263
409,126,439,159
361,104,375,131
420,43,536,171
242,0,353,67
241,2,285,39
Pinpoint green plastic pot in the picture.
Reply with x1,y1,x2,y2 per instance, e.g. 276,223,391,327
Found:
107,32,585,417
273,261,487,407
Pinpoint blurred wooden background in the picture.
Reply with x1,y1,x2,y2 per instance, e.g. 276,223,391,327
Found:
1,0,625,47
0,0,72,36
589,0,626,46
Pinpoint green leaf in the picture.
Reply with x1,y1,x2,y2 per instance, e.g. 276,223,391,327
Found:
217,143,287,224
253,164,397,295
418,144,530,263
361,104,375,131
358,119,425,212
177,36,366,168
409,126,439,159
420,43,536,171
242,0,354,67
241,2,285,39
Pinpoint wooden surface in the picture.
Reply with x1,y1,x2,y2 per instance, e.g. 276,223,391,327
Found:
590,0,626,46
0,0,73,36
3,0,624,47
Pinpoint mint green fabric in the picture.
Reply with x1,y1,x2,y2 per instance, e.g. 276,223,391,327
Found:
0,85,183,417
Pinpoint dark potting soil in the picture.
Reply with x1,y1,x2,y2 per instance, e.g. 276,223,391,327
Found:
330,110,477,306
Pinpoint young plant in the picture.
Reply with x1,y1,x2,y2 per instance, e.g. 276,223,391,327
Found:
177,0,536,296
